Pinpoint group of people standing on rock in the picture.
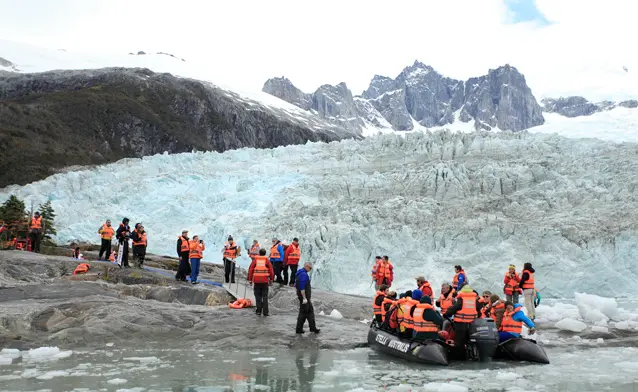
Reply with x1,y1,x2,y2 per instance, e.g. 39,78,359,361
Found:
246,237,320,334
372,263,538,359
97,218,147,268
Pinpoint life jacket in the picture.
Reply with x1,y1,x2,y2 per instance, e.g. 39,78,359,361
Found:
504,271,522,294
108,251,116,262
478,297,489,318
438,289,456,314
371,261,380,278
287,243,301,264
251,256,270,282
229,298,253,309
376,261,392,283
99,224,115,240
249,243,260,259
132,230,147,246
399,298,418,330
522,270,535,289
500,308,523,333
419,281,434,298
452,270,467,288
388,307,399,330
372,291,386,316
189,241,204,259
381,298,396,321
178,236,190,253
412,303,440,333
454,291,478,323
269,243,281,259
224,242,238,259
30,216,42,229
491,301,505,319
73,263,90,275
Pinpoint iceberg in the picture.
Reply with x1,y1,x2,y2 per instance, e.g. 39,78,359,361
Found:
2,131,638,298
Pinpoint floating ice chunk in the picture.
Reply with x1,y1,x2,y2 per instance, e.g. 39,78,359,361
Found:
319,311,326,316
122,357,160,364
495,371,520,380
423,382,469,392
596,338,605,344
22,347,72,363
36,370,70,380
107,378,128,385
115,388,146,392
591,326,609,333
329,309,343,319
615,362,638,370
615,321,638,331
575,292,619,322
106,343,114,347
251,357,276,362
0,349,21,365
555,318,587,332
360,318,371,324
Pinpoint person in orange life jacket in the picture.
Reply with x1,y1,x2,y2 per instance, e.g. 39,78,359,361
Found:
296,262,320,334
175,230,191,281
411,295,443,341
519,262,536,320
381,290,397,323
29,212,43,253
488,294,506,329
189,236,205,284
269,238,285,285
499,301,536,342
452,265,467,292
372,284,390,324
444,285,479,357
478,290,492,318
395,290,421,338
416,276,434,298
115,218,131,268
248,249,275,316
222,236,238,284
375,256,394,288
248,240,261,261
283,238,301,286
436,283,457,332
504,264,522,304
97,219,115,260
131,224,147,268
371,256,382,290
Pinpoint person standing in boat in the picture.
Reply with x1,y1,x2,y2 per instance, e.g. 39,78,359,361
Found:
444,284,479,359
519,262,536,320
452,265,467,292
499,301,536,342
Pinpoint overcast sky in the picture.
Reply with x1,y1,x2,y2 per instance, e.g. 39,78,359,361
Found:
0,0,636,95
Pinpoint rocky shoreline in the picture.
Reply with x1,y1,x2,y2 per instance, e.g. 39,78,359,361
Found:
0,251,370,353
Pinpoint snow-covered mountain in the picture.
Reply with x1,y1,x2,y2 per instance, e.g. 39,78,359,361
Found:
264,62,545,134
2,131,637,298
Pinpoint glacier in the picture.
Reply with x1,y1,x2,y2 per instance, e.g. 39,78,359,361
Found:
2,130,637,298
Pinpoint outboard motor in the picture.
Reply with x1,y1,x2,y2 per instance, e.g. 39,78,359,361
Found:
468,318,499,362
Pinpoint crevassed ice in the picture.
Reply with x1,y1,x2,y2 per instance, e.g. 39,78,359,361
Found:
2,131,638,298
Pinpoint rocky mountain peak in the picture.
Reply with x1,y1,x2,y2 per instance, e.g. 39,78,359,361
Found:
263,76,313,110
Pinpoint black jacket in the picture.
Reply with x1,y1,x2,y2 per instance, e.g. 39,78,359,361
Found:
176,236,189,256
115,224,130,243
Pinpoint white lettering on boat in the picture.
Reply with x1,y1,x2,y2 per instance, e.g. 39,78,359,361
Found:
375,334,389,345
388,340,410,353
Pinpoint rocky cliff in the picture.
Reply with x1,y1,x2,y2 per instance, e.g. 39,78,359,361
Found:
0,68,357,188
541,96,638,117
263,62,545,133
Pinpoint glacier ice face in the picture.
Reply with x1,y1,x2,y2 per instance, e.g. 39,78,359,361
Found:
2,130,638,298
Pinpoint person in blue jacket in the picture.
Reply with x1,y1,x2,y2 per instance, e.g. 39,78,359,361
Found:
295,262,320,334
269,238,285,284
453,265,466,292
499,302,536,342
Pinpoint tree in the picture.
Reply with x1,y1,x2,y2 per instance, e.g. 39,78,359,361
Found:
38,200,57,244
0,195,26,224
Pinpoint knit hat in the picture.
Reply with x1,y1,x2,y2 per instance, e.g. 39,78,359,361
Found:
509,264,516,269
420,295,432,304
228,235,233,241
412,289,423,301
460,285,473,293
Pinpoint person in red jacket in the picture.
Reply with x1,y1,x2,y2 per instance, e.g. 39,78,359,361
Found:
284,238,301,287
248,249,275,316
375,256,394,287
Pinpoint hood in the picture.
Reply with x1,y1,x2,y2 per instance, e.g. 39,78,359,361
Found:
460,285,473,293
514,303,523,310
528,267,536,273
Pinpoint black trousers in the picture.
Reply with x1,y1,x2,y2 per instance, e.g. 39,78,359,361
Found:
133,245,146,266
176,251,191,280
98,238,112,259
296,300,317,332
283,264,298,285
273,262,284,283
453,322,471,359
254,283,269,315
120,241,130,266
29,231,41,253
224,258,236,283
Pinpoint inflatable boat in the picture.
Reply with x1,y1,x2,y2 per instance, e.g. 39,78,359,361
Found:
494,338,550,364
368,325,450,366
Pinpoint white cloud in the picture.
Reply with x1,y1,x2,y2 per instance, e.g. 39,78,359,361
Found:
0,0,636,100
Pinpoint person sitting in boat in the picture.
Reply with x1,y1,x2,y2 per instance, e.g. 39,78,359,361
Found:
373,284,390,324
487,294,506,329
444,285,479,357
411,295,443,342
436,283,456,332
398,290,421,338
499,302,536,342
478,290,492,318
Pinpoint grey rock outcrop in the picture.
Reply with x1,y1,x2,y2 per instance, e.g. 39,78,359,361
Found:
542,96,638,117
0,68,356,187
263,62,545,133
